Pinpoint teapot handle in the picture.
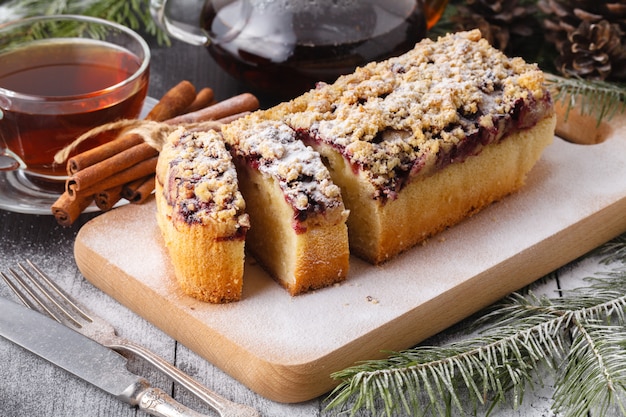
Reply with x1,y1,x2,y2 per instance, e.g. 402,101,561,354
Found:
150,0,209,46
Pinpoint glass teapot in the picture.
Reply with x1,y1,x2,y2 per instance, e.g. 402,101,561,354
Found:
151,0,449,99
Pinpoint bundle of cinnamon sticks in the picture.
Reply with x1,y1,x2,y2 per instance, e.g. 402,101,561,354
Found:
52,80,259,226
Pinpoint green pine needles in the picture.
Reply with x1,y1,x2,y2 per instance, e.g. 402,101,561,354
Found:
547,75,626,127
0,0,167,44
326,234,626,417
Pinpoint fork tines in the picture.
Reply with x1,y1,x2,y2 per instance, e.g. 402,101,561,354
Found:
0,260,91,328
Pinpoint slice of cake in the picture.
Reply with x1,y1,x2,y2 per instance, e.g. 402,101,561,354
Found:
155,128,249,303
221,119,350,295
255,29,556,264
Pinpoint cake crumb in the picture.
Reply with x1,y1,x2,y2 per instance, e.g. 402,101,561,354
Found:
366,295,379,304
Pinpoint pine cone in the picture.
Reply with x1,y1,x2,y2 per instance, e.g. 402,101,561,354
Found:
450,0,539,54
538,0,626,81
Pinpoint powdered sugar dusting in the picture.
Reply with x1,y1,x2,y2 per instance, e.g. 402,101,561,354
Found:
223,119,343,212
158,128,249,228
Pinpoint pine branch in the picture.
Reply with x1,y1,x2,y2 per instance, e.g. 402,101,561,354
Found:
593,234,626,266
0,0,168,45
547,74,626,126
328,292,626,416
553,322,626,417
326,235,626,417
327,309,570,416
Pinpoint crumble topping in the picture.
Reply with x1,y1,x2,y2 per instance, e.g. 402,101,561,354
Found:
223,119,343,216
275,30,554,200
164,129,249,229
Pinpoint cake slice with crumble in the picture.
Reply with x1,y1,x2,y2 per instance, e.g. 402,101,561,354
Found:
155,128,249,303
221,118,350,295
256,29,556,264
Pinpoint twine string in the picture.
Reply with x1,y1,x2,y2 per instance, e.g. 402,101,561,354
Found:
53,119,223,164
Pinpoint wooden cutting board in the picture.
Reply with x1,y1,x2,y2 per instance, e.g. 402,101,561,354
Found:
74,117,626,403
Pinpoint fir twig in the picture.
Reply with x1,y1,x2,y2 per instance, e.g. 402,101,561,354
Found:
592,234,626,266
0,0,168,45
326,297,568,417
326,234,626,417
553,322,626,417
547,74,626,127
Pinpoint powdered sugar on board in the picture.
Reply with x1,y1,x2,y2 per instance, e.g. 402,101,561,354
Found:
74,126,626,402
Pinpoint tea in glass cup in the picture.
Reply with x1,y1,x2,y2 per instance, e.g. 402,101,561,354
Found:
0,15,150,193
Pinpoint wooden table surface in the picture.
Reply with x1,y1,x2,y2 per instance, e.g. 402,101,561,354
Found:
0,33,624,417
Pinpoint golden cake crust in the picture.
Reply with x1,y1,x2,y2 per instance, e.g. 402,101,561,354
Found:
155,128,249,303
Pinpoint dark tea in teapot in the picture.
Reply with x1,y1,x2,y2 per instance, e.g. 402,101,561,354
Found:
200,0,438,99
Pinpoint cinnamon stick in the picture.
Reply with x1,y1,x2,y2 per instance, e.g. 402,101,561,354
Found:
54,84,260,227
67,134,145,174
216,111,252,124
187,112,252,133
67,142,158,194
185,88,215,113
95,185,124,211
166,93,260,125
51,192,94,227
122,175,155,203
68,93,258,175
68,156,158,200
66,80,197,174
145,80,197,122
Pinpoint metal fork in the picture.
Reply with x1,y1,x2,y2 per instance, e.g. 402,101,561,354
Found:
1,260,260,417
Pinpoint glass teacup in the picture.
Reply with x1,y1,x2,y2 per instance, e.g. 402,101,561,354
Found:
0,14,151,194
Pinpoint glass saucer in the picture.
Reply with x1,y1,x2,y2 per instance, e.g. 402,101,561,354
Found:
0,97,157,215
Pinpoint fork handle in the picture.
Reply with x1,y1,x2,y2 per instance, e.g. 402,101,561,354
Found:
110,339,259,416
123,380,206,417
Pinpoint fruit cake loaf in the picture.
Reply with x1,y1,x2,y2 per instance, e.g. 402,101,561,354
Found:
261,29,556,264
155,128,250,303
220,119,350,295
